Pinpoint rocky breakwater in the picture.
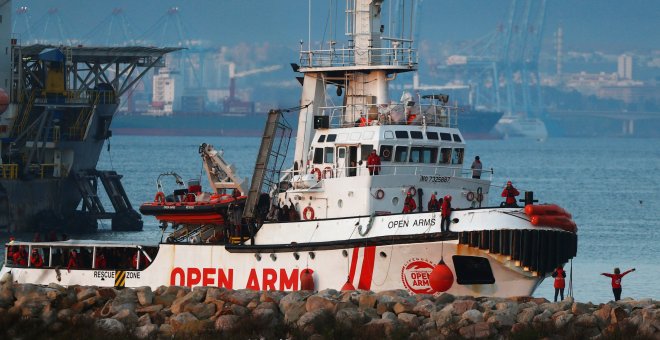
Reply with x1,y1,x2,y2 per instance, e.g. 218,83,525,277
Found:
0,279,658,339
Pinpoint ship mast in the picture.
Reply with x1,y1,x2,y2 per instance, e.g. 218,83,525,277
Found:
293,0,418,169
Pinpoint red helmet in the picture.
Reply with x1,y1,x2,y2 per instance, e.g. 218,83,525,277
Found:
447,196,452,201
507,181,512,186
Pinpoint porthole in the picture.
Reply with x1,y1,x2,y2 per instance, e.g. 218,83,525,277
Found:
392,197,399,206
342,250,348,257
379,251,387,258
338,199,343,208
309,251,316,259
270,254,277,261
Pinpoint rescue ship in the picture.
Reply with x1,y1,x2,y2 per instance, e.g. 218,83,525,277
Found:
1,0,577,297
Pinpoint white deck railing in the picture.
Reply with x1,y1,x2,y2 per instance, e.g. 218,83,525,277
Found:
318,103,461,128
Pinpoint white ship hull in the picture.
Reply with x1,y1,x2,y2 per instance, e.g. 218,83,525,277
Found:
2,209,575,297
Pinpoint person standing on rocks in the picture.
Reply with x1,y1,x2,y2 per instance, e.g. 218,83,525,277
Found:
601,267,635,301
552,265,567,301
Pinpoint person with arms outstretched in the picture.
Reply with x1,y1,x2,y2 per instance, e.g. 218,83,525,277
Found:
601,267,635,301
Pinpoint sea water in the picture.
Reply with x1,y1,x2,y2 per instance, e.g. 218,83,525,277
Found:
3,136,659,303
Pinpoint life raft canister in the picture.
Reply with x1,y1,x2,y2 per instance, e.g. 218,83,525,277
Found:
303,206,315,220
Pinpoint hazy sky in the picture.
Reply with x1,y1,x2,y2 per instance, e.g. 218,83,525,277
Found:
10,0,660,52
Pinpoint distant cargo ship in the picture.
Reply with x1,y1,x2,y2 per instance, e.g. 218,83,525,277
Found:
111,108,502,139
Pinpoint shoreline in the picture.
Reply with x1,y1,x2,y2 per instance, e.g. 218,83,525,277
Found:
0,276,657,339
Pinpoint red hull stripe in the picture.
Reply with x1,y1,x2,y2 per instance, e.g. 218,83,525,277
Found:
358,246,376,290
348,247,359,285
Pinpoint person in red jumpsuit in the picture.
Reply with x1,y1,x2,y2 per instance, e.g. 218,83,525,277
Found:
427,193,438,212
552,265,567,301
13,246,28,266
95,251,107,269
601,267,635,301
366,150,381,175
441,195,452,232
30,249,44,268
402,192,417,213
501,181,520,207
67,250,79,273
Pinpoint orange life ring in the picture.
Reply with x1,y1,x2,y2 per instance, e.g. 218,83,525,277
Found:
154,192,165,203
303,206,315,220
322,167,333,179
466,191,475,201
408,186,416,196
311,168,322,181
375,189,385,200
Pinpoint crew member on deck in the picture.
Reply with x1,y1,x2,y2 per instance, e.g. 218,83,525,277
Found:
67,250,79,272
403,192,417,213
95,251,107,269
601,267,636,301
501,181,520,207
30,249,44,268
427,193,439,212
471,156,483,179
13,246,27,266
441,195,452,232
552,265,567,301
367,150,381,176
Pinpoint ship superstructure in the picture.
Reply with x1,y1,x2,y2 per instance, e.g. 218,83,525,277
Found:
0,1,179,232
2,0,577,298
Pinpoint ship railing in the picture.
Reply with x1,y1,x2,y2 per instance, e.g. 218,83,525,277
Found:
299,45,417,68
32,89,117,106
3,242,156,270
318,103,460,129
283,163,493,183
0,164,18,179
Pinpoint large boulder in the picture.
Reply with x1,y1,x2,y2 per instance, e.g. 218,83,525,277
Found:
297,309,332,335
171,290,206,314
305,295,337,313
279,292,308,324
95,318,126,335
136,286,154,306
214,314,241,333
336,308,368,329
133,324,158,339
458,321,494,339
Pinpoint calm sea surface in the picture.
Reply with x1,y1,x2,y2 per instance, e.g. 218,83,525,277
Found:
3,135,659,303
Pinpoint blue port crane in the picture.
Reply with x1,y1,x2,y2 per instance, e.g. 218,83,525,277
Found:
82,8,137,47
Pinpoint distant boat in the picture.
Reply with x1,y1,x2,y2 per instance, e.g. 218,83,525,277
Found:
494,115,548,140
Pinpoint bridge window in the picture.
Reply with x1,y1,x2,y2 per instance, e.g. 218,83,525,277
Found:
426,132,439,140
380,145,393,161
361,144,374,161
395,131,409,139
452,148,464,164
313,148,324,164
409,147,422,163
423,148,438,164
410,131,423,139
452,134,462,142
317,135,326,142
384,131,394,139
394,146,408,162
440,132,452,141
326,134,337,142
440,148,452,164
324,147,334,163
